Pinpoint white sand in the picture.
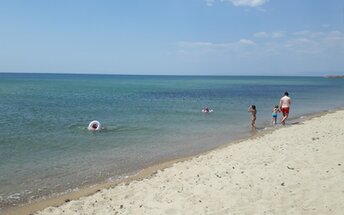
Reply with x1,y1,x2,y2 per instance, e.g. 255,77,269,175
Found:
34,110,344,214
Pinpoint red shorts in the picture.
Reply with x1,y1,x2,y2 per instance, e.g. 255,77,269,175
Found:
281,107,289,114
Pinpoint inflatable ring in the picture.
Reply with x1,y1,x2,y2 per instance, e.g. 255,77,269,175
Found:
88,120,101,131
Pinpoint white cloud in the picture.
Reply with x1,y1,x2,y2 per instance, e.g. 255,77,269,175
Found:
179,41,213,47
230,0,269,7
271,31,285,38
205,0,215,6
178,41,230,49
292,30,311,36
292,30,344,41
206,0,269,7
253,31,285,38
292,30,325,38
176,29,344,74
285,38,311,48
178,30,344,59
254,32,268,38
239,39,255,45
178,39,255,50
284,38,320,54
320,31,344,49
285,30,344,54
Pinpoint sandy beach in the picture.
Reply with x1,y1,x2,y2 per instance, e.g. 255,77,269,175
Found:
5,110,344,215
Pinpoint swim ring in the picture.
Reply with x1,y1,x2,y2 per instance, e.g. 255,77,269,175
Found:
88,120,101,131
202,109,213,113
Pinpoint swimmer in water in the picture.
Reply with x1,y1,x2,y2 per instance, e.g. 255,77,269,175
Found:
248,105,257,129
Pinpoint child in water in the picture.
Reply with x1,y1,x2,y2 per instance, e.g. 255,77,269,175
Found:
271,105,280,125
204,106,209,113
247,105,257,129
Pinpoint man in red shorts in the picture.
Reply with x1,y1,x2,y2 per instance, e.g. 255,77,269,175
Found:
279,92,291,125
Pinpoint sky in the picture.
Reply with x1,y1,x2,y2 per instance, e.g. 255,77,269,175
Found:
0,0,344,76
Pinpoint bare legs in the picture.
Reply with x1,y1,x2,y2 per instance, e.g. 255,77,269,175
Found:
272,117,277,125
281,113,288,125
251,117,256,129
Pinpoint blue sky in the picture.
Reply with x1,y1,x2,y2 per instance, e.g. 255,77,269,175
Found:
0,0,343,75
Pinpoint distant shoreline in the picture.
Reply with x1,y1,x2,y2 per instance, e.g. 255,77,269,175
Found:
325,75,344,78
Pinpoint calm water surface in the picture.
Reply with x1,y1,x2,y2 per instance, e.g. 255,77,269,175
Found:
0,73,343,209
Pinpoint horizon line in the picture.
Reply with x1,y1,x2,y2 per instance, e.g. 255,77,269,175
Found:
0,71,334,78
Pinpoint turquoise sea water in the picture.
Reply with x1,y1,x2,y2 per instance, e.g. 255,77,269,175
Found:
1,73,344,209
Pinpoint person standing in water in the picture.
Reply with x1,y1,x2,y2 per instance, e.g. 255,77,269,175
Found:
248,105,257,129
271,105,280,125
279,92,291,125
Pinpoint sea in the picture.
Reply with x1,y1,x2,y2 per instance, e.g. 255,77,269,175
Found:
1,73,344,210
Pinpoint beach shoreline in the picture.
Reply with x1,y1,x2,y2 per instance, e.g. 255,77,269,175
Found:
2,74,344,214
2,107,344,215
